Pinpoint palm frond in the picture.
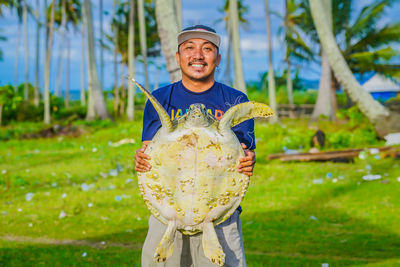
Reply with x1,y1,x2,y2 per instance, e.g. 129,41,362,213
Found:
350,22,400,51
345,0,393,44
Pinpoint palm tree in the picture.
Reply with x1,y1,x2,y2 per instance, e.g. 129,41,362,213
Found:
13,1,22,91
298,0,400,119
138,0,149,90
264,0,277,122
174,0,181,30
55,0,66,97
80,0,86,106
220,0,248,87
229,0,246,93
309,0,400,137
311,0,334,120
44,0,56,124
33,0,41,107
155,0,180,82
83,0,109,120
99,0,104,90
22,0,29,102
127,0,135,121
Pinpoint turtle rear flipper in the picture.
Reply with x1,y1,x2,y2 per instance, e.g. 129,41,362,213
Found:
154,220,177,262
219,102,274,133
202,222,225,266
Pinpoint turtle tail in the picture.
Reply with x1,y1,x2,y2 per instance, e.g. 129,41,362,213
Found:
219,101,274,132
128,77,174,131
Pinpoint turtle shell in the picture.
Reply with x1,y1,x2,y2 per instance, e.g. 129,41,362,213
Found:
137,106,249,235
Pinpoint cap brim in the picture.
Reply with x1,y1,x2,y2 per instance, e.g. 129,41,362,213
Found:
178,30,220,48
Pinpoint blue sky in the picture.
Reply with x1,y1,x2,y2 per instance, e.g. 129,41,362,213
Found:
0,0,399,93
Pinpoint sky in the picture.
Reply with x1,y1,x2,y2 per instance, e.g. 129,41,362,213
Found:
0,0,399,94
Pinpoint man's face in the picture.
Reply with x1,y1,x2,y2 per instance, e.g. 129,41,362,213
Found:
176,38,221,83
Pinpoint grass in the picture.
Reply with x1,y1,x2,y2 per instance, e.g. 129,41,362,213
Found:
0,117,399,266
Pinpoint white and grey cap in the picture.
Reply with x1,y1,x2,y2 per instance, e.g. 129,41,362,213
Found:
177,25,221,48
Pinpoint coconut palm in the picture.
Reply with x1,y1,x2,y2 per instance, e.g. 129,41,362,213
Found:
298,0,400,119
138,0,149,90
309,0,400,137
33,0,41,106
220,0,248,87
80,0,86,106
44,0,56,124
264,0,277,122
99,0,104,90
229,0,246,93
83,0,109,120
127,0,135,120
155,0,180,82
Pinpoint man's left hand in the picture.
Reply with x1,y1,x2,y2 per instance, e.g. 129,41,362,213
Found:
238,143,256,177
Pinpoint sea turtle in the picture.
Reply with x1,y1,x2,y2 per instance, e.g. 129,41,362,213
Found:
131,78,274,266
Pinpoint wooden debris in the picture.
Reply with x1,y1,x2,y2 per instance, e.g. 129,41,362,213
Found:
267,147,397,162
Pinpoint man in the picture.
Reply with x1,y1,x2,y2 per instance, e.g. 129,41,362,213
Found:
135,25,256,267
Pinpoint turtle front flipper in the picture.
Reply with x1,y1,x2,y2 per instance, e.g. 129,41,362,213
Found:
129,77,174,132
219,102,274,133
154,220,177,262
202,222,225,266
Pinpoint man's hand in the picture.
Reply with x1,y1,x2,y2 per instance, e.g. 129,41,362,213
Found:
238,143,256,177
134,141,152,172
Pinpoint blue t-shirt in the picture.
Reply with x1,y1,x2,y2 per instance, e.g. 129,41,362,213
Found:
142,80,255,150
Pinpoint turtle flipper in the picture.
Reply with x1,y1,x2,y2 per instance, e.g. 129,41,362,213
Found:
202,222,225,266
219,101,274,132
128,77,174,132
154,220,177,262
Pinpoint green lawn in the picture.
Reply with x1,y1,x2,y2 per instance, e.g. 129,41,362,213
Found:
0,119,399,266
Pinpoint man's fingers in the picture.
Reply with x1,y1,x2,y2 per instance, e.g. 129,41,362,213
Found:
238,160,254,168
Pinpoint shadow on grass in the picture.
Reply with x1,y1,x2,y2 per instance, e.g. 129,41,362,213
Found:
242,184,400,266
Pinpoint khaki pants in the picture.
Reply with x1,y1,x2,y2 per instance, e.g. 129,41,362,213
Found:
141,210,246,267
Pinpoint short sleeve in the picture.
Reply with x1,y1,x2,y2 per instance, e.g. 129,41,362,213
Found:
142,99,162,141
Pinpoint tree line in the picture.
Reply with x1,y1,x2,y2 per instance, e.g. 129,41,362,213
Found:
0,0,399,136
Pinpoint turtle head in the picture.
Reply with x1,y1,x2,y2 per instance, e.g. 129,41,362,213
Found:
185,103,213,128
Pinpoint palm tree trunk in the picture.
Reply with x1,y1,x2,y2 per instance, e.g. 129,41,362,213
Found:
119,64,125,116
34,0,40,106
174,0,182,30
14,22,21,91
286,58,293,106
127,0,135,121
55,0,66,97
309,0,399,137
23,0,29,102
0,104,2,126
99,0,104,90
44,0,56,124
264,0,277,122
155,0,181,82
138,0,150,90
80,11,86,106
230,0,246,93
112,0,119,115
284,0,293,108
311,0,335,121
65,36,70,108
224,20,233,86
312,49,333,120
84,0,110,120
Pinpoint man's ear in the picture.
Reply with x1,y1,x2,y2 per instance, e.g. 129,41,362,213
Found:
217,53,221,65
175,51,180,66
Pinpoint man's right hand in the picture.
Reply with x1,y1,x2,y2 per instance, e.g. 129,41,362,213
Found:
134,141,152,172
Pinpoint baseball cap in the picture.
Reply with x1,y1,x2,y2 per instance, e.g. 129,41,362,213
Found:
177,25,221,48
